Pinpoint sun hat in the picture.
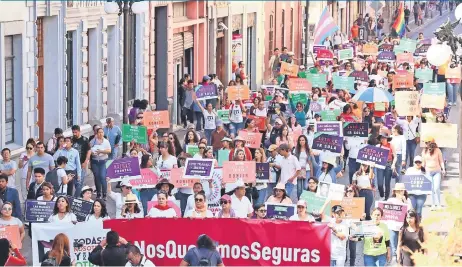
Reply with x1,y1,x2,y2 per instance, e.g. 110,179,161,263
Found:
422,136,435,143
268,144,279,152
393,183,406,191
120,180,133,188
275,118,283,124
155,178,175,191
221,137,232,142
80,186,93,196
413,156,423,163
124,193,139,204
274,183,286,191
322,157,337,167
234,136,245,142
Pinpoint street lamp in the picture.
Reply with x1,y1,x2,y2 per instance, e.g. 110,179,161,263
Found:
104,1,148,155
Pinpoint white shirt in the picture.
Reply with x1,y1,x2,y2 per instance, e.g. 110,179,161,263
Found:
0,217,23,227
48,212,77,223
185,189,212,213
56,168,68,194
125,256,156,267
156,155,177,170
147,207,177,218
254,108,267,117
318,172,333,183
391,134,407,159
353,173,372,189
345,137,367,159
397,117,420,141
109,192,143,219
0,160,17,188
331,220,350,260
267,155,283,183
85,214,110,222
37,196,57,202
19,153,31,180
90,138,111,160
230,194,253,218
280,154,301,185
122,211,144,219
203,110,217,130
229,104,244,123
289,214,315,222
184,209,214,218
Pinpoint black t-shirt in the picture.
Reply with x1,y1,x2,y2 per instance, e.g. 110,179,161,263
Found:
72,136,90,164
42,251,71,266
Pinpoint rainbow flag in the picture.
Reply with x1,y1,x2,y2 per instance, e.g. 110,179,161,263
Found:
392,3,406,37
313,7,339,45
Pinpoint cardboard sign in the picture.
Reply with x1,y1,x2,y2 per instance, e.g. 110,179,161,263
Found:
25,200,55,222
227,85,250,101
333,76,355,91
290,92,309,106
315,121,343,136
356,145,390,169
256,163,270,182
415,68,433,81
317,182,345,201
379,44,394,52
142,110,170,129
217,149,230,167
147,200,181,217
398,38,417,53
343,122,369,137
401,174,432,195
331,197,365,220
238,130,263,149
312,134,343,154
68,197,93,222
350,221,377,237
280,62,299,77
313,45,327,55
222,161,256,183
122,124,148,144
362,44,379,56
395,91,420,116
445,65,462,79
421,83,446,109
420,123,458,148
299,191,331,217
170,168,200,188
338,48,354,61
287,78,312,92
374,102,386,112
306,73,327,88
217,109,230,124
130,168,159,189
396,53,414,65
377,201,408,224
392,73,414,89
319,109,341,121
195,84,218,100
106,157,141,181
247,115,266,131
0,225,21,249
183,159,214,179
316,49,334,61
265,203,296,220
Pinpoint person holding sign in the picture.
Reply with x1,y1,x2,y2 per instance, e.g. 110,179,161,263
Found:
228,99,246,138
193,96,217,146
363,207,391,266
48,196,77,224
0,202,25,243
0,238,26,266
312,157,344,184
405,156,429,218
376,133,397,201
421,136,445,211
353,164,375,220
289,200,315,222
228,137,252,161
329,205,350,267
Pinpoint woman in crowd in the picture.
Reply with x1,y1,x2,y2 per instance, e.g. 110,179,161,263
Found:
80,186,94,203
232,149,247,162
312,157,343,183
254,147,268,204
215,195,237,218
194,99,217,146
376,133,396,200
293,135,314,198
152,179,176,201
252,204,268,219
121,194,144,219
228,137,252,160
107,179,141,219
184,191,213,218
146,191,177,218
344,185,361,266
228,99,246,138
183,129,199,152
18,138,36,200
289,200,315,222
391,125,407,181
180,234,224,266
90,127,112,200
185,182,212,214
290,99,310,127
307,177,319,193
193,143,208,159
139,154,158,215
287,115,303,133
168,132,183,157
0,238,26,266
157,141,178,169
41,233,73,266
363,208,391,267
353,163,375,220
37,182,57,202
275,125,294,150
405,156,428,218
203,147,218,167
0,202,25,242
266,183,292,204
397,210,426,266
86,199,110,221
48,196,77,224
421,136,445,210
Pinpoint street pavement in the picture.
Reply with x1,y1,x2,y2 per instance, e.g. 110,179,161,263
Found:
18,10,461,266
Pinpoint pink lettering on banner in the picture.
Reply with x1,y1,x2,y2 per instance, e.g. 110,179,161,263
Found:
130,169,159,189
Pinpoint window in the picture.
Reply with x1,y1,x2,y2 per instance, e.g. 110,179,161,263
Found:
173,2,186,18
281,10,285,47
66,31,74,128
4,36,14,144
269,15,274,60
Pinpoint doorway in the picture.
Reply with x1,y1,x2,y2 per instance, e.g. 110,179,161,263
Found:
184,48,193,79
216,36,225,83
173,61,183,125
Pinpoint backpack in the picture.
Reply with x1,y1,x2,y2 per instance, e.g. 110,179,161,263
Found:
45,168,62,193
192,248,213,266
41,257,58,266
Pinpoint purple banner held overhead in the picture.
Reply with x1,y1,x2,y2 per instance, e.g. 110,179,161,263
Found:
343,122,369,137
195,84,218,100
183,159,214,179
378,44,394,52
356,145,390,169
384,113,396,129
377,51,396,62
106,157,141,180
312,134,344,154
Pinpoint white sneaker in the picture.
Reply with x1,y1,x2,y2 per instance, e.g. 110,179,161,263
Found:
431,205,436,211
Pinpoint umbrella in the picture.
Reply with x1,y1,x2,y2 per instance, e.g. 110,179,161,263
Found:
349,71,369,83
352,87,394,103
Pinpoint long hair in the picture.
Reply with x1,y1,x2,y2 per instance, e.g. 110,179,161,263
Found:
0,238,10,266
233,149,246,161
125,203,141,214
196,234,216,250
294,135,311,160
392,190,409,199
158,141,175,156
400,209,423,245
424,142,438,156
184,129,199,144
244,118,254,129
54,136,64,152
90,199,108,218
140,154,152,169
49,233,70,265
345,184,360,197
254,148,267,163
278,126,290,141
307,177,318,193
168,133,183,156
53,196,71,215
41,182,55,196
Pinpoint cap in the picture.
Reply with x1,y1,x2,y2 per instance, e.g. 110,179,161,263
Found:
216,120,223,127
274,183,286,191
81,186,93,194
120,180,133,188
275,118,283,124
234,136,245,142
296,200,307,207
413,156,423,163
203,75,211,81
220,194,232,203
221,137,232,142
332,205,344,214
422,136,435,143
278,143,289,151
268,144,278,152
235,179,246,188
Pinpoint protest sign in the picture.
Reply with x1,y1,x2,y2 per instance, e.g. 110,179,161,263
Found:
377,202,408,224
331,198,365,220
312,134,343,154
238,130,263,149
106,157,141,181
265,203,296,220
217,149,230,167
338,48,354,61
32,221,109,266
222,161,256,183
319,109,341,121
183,159,214,179
414,43,430,56
362,44,379,55
401,174,432,195
315,121,343,136
343,123,368,137
420,123,458,148
290,92,309,106
217,109,230,124
104,218,331,266
299,191,331,217
170,167,200,188
415,68,433,82
356,145,390,169
288,78,312,92
421,83,446,109
122,124,148,144
385,113,396,129
393,73,414,89
159,169,171,180
313,45,327,55
349,71,369,83
317,49,334,61
280,62,299,77
142,110,170,129
377,51,396,62
350,221,378,237
227,85,250,101
0,225,21,249
396,53,414,65
147,200,181,217
309,102,322,112
398,38,418,53
206,168,224,215
195,84,218,100
445,65,462,79
333,76,355,91
306,73,327,88
374,102,386,111
25,200,55,222
68,197,93,222
317,182,345,201
247,115,266,131
130,168,159,189
395,91,420,116
379,43,394,52
256,163,270,182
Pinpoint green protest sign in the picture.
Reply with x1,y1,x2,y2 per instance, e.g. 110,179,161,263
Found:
298,71,308,78
415,68,433,82
423,83,445,96
306,73,327,88
186,145,200,156
338,48,354,61
265,95,273,101
217,110,230,124
122,124,147,144
398,38,417,53
319,109,341,121
333,76,355,91
299,191,331,217
290,93,308,106
217,149,230,167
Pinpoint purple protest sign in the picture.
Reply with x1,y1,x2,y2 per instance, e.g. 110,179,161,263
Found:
310,102,322,112
256,163,270,182
378,43,394,52
265,203,296,220
315,122,343,136
343,122,369,137
377,202,408,224
377,51,396,62
356,145,390,169
106,157,141,181
312,134,344,154
313,45,327,55
183,159,214,179
401,175,432,194
195,84,218,100
384,113,396,129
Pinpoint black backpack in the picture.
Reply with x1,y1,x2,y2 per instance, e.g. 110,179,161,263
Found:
45,168,62,193
41,257,58,266
192,248,213,266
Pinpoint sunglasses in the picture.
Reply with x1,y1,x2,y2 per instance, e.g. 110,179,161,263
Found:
297,206,305,209
124,187,132,190
137,116,143,119
195,198,204,202
220,200,229,205
199,147,206,149
258,209,267,213
26,147,33,150
415,161,422,164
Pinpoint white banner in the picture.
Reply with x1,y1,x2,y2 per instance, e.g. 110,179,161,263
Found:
32,221,109,266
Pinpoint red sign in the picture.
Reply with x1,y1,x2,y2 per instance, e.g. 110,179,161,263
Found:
316,49,334,60
288,78,312,92
238,130,263,149
130,169,159,189
247,115,266,131
104,218,331,266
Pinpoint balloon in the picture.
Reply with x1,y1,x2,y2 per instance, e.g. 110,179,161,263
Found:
455,4,462,21
426,44,452,66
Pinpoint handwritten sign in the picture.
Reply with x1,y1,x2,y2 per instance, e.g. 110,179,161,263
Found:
222,161,256,183
183,159,214,179
316,49,334,61
312,134,343,154
25,200,55,222
122,124,147,144
333,76,355,91
290,92,309,106
299,191,331,217
351,221,377,237
395,91,420,116
343,122,369,137
217,110,230,124
396,53,414,65
256,163,270,182
377,202,408,224
338,48,354,61
362,44,379,56
415,68,433,81
398,38,417,53
356,145,390,169
393,73,414,89
106,157,141,181
420,123,458,148
227,85,250,101
421,83,446,109
379,44,394,52
401,175,432,195
130,168,159,189
265,203,296,220
331,197,365,220
68,197,93,222
238,131,263,149
306,73,327,88
315,121,343,136
287,78,312,92
445,65,462,79
142,110,170,129
280,62,299,77
170,168,200,188
195,84,218,100
0,225,21,249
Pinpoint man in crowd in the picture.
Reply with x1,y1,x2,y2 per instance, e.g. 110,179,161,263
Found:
278,144,301,198
230,180,253,218
26,168,45,200
54,137,82,197
103,118,122,159
268,48,280,79
125,245,155,267
26,142,55,191
0,148,17,189
89,230,130,266
0,174,21,219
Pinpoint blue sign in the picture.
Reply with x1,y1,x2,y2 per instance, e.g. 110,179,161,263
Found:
68,197,93,222
401,175,432,194
25,200,55,222
256,163,270,182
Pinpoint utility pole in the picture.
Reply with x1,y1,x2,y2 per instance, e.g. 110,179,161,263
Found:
305,0,310,68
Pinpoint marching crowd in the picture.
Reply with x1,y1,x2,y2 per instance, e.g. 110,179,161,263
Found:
0,16,458,267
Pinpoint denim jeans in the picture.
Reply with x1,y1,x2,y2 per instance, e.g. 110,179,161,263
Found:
406,139,417,167
109,146,119,160
364,254,387,266
429,171,442,206
256,188,267,205
390,230,399,256
409,194,427,219
376,165,392,199
331,258,346,267
175,191,192,217
229,122,244,137
91,159,108,197
195,111,204,131
347,239,357,266
296,173,308,199
446,82,459,104
285,182,295,197
265,183,276,200
140,188,157,216
204,129,214,146
359,189,374,220
394,154,403,182
348,158,360,184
